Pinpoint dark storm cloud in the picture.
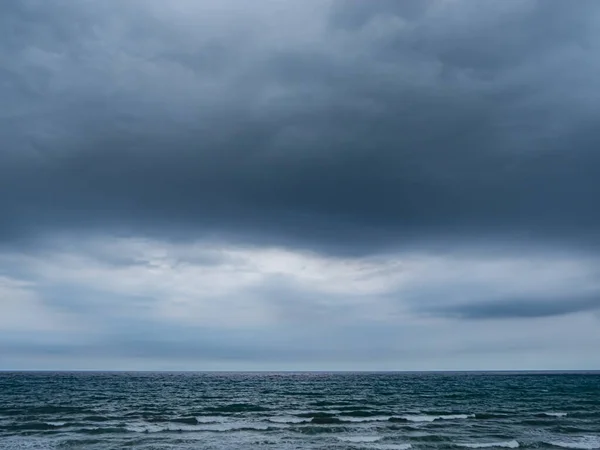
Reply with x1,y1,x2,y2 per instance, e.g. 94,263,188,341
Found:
2,0,600,255
426,294,600,320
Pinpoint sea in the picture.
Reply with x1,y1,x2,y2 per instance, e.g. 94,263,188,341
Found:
0,372,599,449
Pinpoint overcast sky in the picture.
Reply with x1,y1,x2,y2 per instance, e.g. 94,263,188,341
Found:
2,0,600,371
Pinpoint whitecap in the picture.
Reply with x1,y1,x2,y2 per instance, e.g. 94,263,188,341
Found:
126,420,276,433
125,422,164,433
342,416,392,423
401,414,473,422
368,444,412,450
337,436,383,443
268,416,312,424
544,412,568,418
194,416,227,423
0,437,56,449
547,436,600,449
457,440,520,449
193,422,273,432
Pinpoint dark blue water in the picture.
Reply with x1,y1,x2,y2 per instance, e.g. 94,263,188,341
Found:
1,372,599,449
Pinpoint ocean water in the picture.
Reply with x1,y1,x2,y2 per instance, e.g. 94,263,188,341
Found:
0,372,599,449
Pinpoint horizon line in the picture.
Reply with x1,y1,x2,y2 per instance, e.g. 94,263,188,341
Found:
2,369,599,374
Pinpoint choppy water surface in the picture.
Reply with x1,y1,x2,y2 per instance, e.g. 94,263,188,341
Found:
1,372,599,449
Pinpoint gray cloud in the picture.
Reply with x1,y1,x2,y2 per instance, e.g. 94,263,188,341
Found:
426,294,600,320
2,1,600,370
1,0,600,255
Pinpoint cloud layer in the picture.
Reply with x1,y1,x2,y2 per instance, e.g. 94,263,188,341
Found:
1,0,600,370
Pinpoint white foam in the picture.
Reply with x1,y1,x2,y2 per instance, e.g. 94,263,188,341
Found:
45,421,66,426
547,436,600,449
268,416,312,424
544,412,568,418
457,440,520,449
367,444,412,450
0,437,56,449
125,422,164,433
401,414,473,422
194,416,227,423
337,436,383,443
125,421,276,433
195,422,273,432
342,416,392,423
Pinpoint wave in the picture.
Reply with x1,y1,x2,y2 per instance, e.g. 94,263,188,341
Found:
127,420,284,433
339,410,394,417
194,416,228,424
81,415,114,422
365,444,412,450
456,440,520,449
311,401,364,408
400,414,474,423
204,403,269,413
8,422,67,431
337,405,381,411
293,425,354,435
268,416,312,424
335,437,413,450
274,413,451,424
551,426,594,435
162,416,227,425
547,436,600,449
543,412,568,418
311,416,343,424
341,416,393,423
169,416,201,425
521,419,560,426
337,436,383,443
45,421,66,427
26,406,90,415
293,412,346,424
0,436,73,449
79,426,130,435
474,413,511,420
296,412,339,418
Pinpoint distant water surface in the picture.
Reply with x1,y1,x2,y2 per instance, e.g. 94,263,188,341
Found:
1,372,599,449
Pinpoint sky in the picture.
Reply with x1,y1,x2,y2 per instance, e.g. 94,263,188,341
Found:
1,0,600,371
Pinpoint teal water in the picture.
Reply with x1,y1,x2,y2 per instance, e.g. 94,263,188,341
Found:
0,372,599,449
